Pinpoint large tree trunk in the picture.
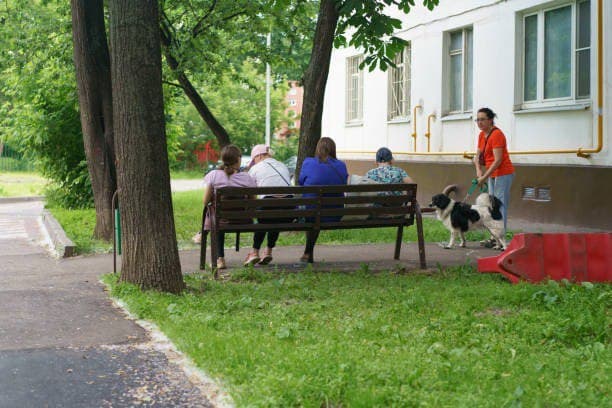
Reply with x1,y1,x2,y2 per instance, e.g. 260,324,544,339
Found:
70,0,116,240
109,0,184,293
296,0,339,179
159,28,231,148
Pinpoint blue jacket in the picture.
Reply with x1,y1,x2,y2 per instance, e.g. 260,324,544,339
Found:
299,157,348,222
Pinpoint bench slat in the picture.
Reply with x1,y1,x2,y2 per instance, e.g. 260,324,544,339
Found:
218,197,319,209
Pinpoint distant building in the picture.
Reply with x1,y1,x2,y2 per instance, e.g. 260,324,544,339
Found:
275,81,303,139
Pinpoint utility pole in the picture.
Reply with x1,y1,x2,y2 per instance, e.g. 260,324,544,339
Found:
265,31,271,146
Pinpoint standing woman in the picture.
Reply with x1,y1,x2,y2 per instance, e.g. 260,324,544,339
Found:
298,137,348,263
474,107,515,242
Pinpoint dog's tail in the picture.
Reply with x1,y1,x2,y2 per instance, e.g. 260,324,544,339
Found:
442,184,460,196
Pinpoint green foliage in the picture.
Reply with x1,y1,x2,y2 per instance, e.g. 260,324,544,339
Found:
171,61,289,156
271,136,298,163
0,1,93,208
336,0,440,71
104,269,611,407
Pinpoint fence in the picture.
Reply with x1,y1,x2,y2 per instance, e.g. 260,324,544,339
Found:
0,142,36,172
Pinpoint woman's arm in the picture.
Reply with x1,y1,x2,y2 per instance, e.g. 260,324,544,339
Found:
403,175,414,184
477,148,503,185
473,149,484,178
202,184,213,205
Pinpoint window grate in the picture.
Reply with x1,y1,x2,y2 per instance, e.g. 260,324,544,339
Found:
522,186,552,202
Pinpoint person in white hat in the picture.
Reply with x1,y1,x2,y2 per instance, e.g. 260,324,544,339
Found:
244,144,293,266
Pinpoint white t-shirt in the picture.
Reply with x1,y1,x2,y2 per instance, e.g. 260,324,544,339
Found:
248,158,291,188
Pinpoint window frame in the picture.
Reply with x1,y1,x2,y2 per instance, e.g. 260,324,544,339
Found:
387,44,411,121
345,54,364,124
444,26,473,116
519,0,591,109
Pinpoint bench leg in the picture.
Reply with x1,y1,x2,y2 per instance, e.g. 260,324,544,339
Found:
416,209,426,269
235,232,240,252
211,230,219,279
394,225,404,260
199,230,209,270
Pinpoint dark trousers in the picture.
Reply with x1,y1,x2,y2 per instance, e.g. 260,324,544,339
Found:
217,232,226,257
253,196,294,250
304,230,320,256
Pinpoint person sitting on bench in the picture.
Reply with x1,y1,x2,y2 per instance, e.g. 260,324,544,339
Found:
243,144,293,266
298,137,348,263
366,147,414,195
202,145,256,270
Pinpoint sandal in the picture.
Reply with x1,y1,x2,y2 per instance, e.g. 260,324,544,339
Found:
258,248,273,265
479,238,496,248
244,252,261,266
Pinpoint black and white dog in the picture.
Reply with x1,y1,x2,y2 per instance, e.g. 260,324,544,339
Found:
429,191,507,250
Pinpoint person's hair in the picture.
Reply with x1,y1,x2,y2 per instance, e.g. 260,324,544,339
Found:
478,107,497,122
218,144,242,176
315,137,337,162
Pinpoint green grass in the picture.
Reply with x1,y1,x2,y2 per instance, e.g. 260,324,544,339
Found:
46,207,113,254
0,171,47,197
170,169,206,180
50,190,493,255
104,268,611,407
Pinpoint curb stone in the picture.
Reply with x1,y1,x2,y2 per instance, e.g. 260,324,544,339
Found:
42,209,76,258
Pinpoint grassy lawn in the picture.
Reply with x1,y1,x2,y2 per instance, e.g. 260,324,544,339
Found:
104,268,610,407
0,171,47,197
50,190,493,255
170,169,206,180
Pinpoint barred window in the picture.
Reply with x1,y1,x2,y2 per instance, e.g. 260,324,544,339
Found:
346,55,364,123
388,44,411,120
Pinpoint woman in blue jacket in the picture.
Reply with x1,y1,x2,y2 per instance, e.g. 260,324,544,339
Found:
298,137,348,263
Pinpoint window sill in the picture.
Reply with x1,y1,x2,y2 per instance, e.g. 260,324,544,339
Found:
514,102,591,114
387,118,410,124
440,112,472,122
345,121,363,127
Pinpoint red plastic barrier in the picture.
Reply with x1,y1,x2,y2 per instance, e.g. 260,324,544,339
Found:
478,233,612,284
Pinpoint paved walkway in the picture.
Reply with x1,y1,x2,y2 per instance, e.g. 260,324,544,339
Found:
0,200,215,407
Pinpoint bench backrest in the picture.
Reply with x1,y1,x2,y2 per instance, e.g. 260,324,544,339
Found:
210,183,418,232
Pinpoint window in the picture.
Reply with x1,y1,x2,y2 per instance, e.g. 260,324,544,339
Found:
288,99,297,106
289,88,297,95
446,27,473,114
388,44,411,120
346,55,364,123
522,1,590,105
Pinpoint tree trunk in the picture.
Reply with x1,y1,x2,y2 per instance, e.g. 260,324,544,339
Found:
109,0,184,293
70,0,116,240
159,28,231,148
296,0,339,179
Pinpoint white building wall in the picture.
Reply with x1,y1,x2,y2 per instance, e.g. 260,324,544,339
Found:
322,0,611,167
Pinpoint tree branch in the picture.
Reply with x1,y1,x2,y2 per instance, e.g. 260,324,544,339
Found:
193,9,249,38
191,0,217,37
162,80,184,89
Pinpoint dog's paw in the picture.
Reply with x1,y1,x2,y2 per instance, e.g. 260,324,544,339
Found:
460,242,466,248
443,244,453,249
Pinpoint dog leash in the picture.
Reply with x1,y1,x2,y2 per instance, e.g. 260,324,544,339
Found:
464,178,488,201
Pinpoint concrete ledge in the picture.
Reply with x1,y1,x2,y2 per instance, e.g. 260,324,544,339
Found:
0,195,45,204
42,209,76,258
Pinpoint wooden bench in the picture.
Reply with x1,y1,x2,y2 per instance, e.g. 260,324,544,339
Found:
199,183,428,274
